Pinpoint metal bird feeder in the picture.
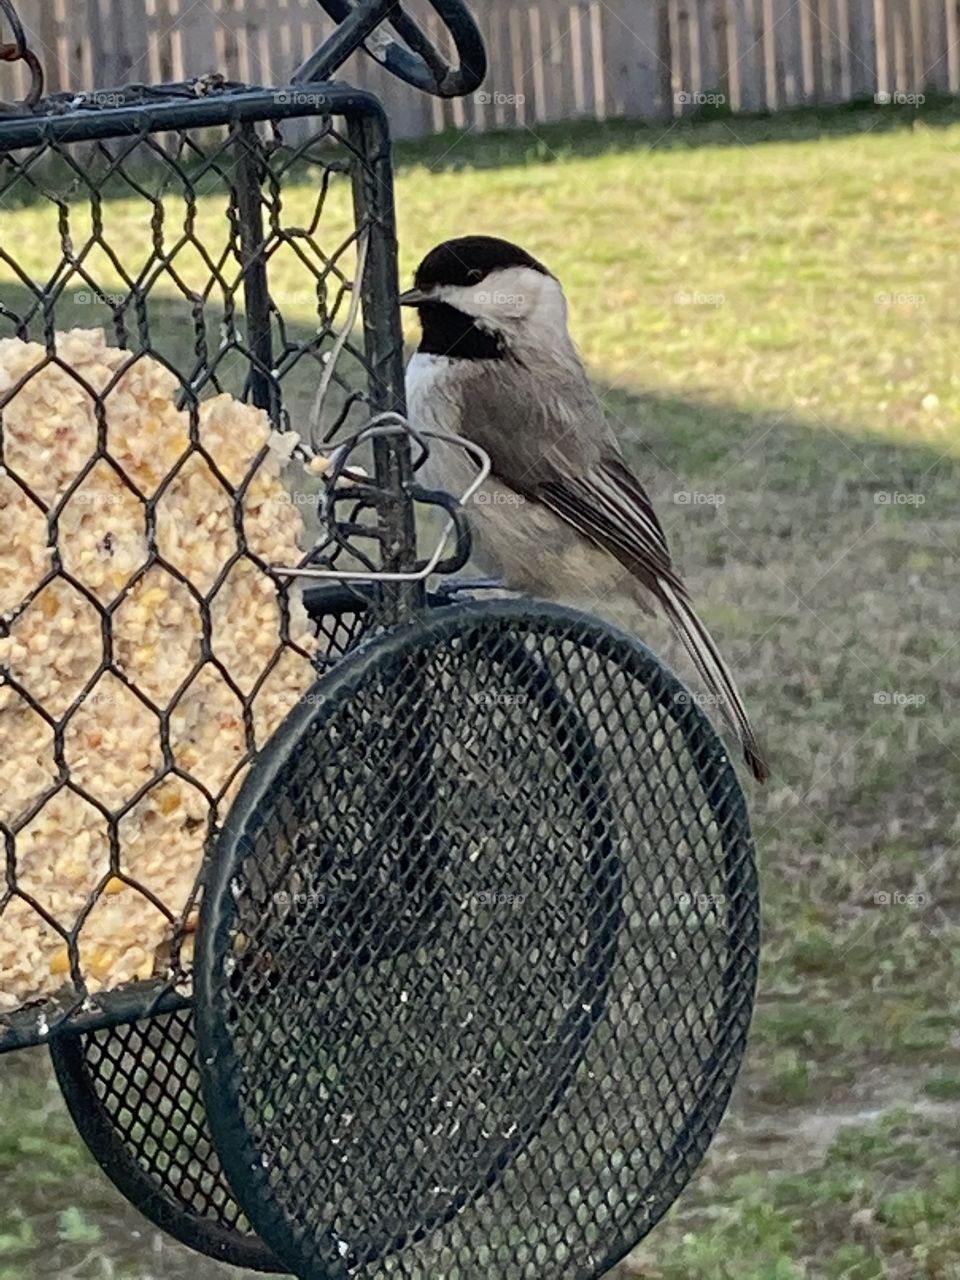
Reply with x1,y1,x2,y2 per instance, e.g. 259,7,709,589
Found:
0,3,759,1277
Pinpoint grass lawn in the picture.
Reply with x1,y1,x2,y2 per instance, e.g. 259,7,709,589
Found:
1,99,959,1278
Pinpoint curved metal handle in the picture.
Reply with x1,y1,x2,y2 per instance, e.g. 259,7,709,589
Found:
294,0,486,99
407,484,472,576
0,0,44,110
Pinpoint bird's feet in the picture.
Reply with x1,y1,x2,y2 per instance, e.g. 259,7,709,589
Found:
432,576,506,601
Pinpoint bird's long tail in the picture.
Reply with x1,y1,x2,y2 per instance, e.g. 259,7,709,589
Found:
658,581,770,783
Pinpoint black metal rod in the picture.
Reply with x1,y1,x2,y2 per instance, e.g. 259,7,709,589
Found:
0,983,190,1056
0,84,389,150
231,121,277,418
292,0,399,86
346,108,421,622
297,0,487,98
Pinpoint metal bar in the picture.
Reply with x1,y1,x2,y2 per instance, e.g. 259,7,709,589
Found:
0,82,387,150
292,0,399,84
346,106,421,622
0,982,190,1056
230,120,278,419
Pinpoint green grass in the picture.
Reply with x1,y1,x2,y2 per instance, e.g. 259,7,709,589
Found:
2,102,960,1276
624,1109,960,1279
391,104,960,446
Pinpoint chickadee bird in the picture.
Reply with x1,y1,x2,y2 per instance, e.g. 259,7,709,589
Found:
401,235,769,782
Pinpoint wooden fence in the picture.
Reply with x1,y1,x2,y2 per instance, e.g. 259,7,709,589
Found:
4,0,958,138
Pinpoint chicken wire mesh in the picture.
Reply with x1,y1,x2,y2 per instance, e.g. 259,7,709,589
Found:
0,81,419,1051
196,598,759,1280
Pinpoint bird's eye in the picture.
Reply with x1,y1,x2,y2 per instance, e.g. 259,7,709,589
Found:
467,268,483,282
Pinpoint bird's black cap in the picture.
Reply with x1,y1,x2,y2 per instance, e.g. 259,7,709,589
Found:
412,235,551,291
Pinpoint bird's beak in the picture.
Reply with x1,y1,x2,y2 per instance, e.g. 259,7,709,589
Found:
398,287,435,306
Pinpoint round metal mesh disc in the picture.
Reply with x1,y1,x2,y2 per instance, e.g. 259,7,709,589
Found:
196,599,759,1280
50,1008,282,1271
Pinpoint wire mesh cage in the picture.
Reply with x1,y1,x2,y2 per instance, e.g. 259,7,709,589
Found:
51,1006,283,1272
0,3,760,1277
0,67,422,1052
0,0,489,1050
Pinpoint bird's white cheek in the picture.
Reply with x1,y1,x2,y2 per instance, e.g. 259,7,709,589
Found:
440,276,532,325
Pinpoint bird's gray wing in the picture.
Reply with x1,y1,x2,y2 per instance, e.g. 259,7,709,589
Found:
461,370,769,782
534,456,770,782
461,368,677,589
535,456,678,589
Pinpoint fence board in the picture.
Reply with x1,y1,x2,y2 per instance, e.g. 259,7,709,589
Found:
820,0,846,101
758,0,778,107
889,0,911,93
2,0,956,138
873,0,893,95
947,0,960,93
845,0,878,96
666,0,684,111
602,0,666,118
726,0,763,111
477,0,512,126
777,0,808,106
922,0,948,91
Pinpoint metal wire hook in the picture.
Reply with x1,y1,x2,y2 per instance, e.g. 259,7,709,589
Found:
274,420,491,584
0,0,44,111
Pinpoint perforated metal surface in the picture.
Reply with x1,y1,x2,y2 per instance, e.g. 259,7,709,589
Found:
197,599,759,1280
50,1007,282,1270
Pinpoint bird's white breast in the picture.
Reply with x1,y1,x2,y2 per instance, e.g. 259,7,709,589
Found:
404,352,629,601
